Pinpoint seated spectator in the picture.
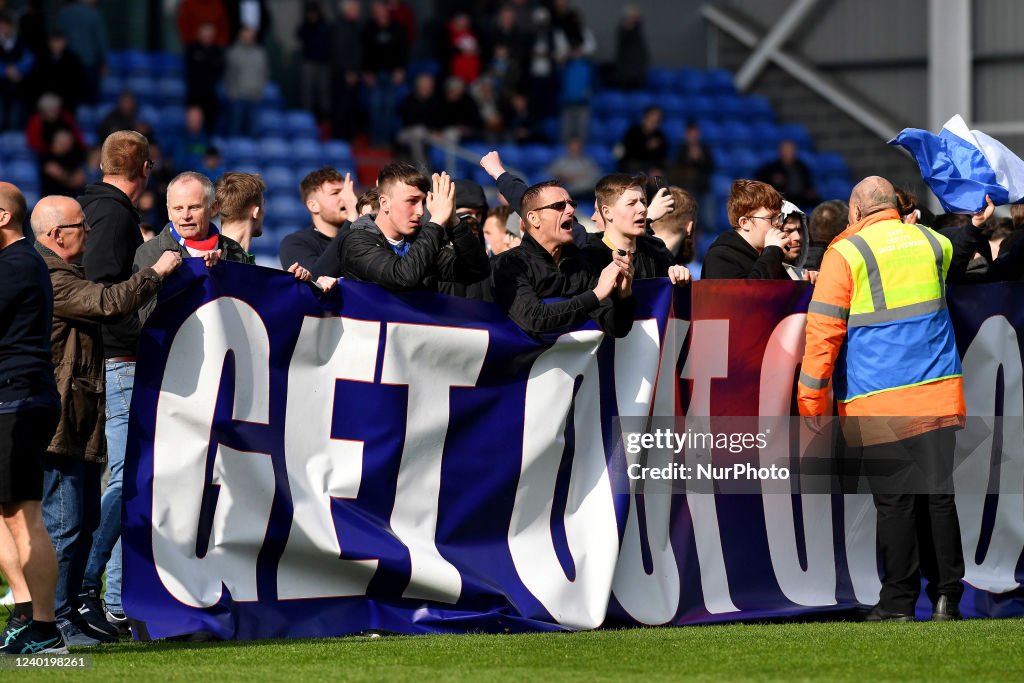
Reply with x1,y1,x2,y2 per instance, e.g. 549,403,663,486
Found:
173,106,209,173
755,140,818,207
97,91,139,145
650,186,698,271
313,165,489,295
805,198,848,270
133,172,249,322
618,106,668,175
356,187,380,216
396,73,443,170
584,173,689,283
546,138,601,199
702,179,788,280
24,31,85,116
278,167,357,271
39,129,86,198
225,26,267,137
491,179,635,337
439,76,483,142
25,93,85,156
779,200,812,281
482,205,521,256
185,22,225,133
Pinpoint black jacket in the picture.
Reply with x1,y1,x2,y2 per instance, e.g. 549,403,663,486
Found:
702,229,786,280
491,232,635,338
583,232,673,279
80,181,145,357
279,224,349,272
322,214,490,292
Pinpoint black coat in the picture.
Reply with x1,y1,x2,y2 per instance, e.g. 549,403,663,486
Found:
320,214,489,293
701,229,786,280
582,232,673,279
279,224,347,272
491,232,635,338
80,182,145,357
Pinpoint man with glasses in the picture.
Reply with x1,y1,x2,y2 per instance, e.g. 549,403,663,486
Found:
702,179,789,279
29,195,181,647
77,130,153,641
491,180,635,337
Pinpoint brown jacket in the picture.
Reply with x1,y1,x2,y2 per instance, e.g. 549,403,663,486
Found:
36,243,163,462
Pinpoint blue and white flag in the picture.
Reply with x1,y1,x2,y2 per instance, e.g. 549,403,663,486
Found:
889,114,1024,213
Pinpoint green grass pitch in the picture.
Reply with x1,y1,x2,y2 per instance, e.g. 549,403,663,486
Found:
8,618,1024,681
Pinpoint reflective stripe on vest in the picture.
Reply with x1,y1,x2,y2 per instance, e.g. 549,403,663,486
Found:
828,219,961,403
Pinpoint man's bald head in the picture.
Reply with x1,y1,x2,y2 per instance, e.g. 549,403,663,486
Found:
30,195,82,237
0,182,27,230
849,176,897,220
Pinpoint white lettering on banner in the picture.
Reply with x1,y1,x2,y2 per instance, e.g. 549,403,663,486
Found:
613,319,685,625
382,323,489,603
679,319,738,614
758,314,837,607
844,495,881,605
957,316,1024,593
152,298,273,607
278,316,381,599
509,331,618,629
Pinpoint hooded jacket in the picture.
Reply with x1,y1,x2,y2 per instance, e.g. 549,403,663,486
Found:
701,229,786,280
325,213,489,293
36,242,162,462
79,181,145,358
780,200,810,280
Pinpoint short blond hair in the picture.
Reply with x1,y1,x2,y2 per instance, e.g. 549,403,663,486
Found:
100,130,149,180
216,172,265,222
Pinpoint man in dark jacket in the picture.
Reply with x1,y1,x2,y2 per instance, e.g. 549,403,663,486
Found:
584,173,690,284
702,179,789,280
313,163,489,293
78,129,151,634
31,195,181,646
278,167,356,272
436,178,492,300
755,140,818,208
134,171,249,323
491,180,635,338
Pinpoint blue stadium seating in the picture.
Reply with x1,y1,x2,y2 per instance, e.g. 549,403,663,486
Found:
125,76,156,100
259,138,292,165
257,110,286,137
322,140,354,166
99,76,123,100
156,78,186,106
284,110,318,140
262,166,296,193
7,160,38,188
262,83,284,110
704,69,737,95
591,91,631,119
675,68,707,95
647,67,677,92
153,53,184,79
223,138,261,165
291,138,323,168
157,105,186,131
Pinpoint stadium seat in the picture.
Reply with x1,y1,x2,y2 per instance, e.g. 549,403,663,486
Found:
257,110,286,137
705,69,737,95
815,151,850,179
624,91,657,117
153,53,184,79
125,76,156,100
660,95,687,119
105,51,127,76
685,96,716,119
76,105,100,134
262,166,296,193
99,76,123,100
156,78,186,106
291,139,323,167
267,194,308,226
710,172,734,198
752,122,784,151
604,117,630,142
137,104,160,126
259,138,292,165
284,110,318,140
721,120,754,147
8,160,38,187
699,121,728,146
121,50,153,78
262,83,284,110
583,145,615,172
322,140,354,166
647,67,676,92
157,105,186,132
224,138,261,165
675,68,706,95
591,91,631,119
743,95,775,123
662,118,685,144
778,122,814,149
232,162,263,176
586,119,607,144
729,148,761,177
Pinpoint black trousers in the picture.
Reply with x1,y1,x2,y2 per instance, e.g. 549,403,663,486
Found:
865,426,965,612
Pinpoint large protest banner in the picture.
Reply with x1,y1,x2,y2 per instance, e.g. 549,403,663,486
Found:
123,262,1024,640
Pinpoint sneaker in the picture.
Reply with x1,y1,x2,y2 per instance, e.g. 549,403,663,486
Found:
76,590,119,642
56,617,101,648
2,622,67,655
104,608,131,637
1,612,31,652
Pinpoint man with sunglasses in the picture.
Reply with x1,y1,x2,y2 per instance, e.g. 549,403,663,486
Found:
702,179,789,280
29,196,181,647
491,180,635,338
77,129,153,639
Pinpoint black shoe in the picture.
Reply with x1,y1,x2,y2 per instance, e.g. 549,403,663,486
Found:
104,607,131,637
931,595,962,622
76,590,119,643
1,621,67,655
864,605,915,622
1,611,31,652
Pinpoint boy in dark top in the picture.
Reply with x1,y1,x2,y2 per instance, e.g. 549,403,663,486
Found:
702,179,789,280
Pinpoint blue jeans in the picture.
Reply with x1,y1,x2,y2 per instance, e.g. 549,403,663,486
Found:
42,456,101,619
82,361,133,613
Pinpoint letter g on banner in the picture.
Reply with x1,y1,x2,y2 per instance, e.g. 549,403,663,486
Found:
152,298,274,608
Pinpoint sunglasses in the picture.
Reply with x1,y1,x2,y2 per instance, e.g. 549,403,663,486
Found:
534,199,578,213
55,220,90,230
